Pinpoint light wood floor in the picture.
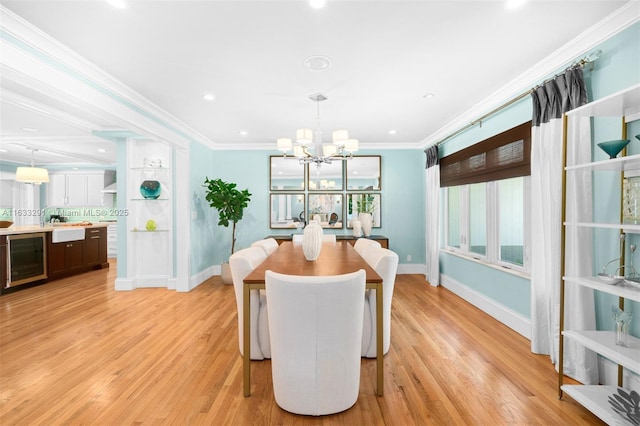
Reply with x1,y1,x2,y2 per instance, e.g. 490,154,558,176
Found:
0,261,603,425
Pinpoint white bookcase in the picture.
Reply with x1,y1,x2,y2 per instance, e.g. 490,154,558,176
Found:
559,84,640,425
125,140,173,289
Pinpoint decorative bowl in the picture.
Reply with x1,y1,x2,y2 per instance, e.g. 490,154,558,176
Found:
597,273,623,285
140,180,161,199
597,139,630,159
0,220,13,229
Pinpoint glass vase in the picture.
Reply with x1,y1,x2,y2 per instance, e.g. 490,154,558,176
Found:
612,306,633,347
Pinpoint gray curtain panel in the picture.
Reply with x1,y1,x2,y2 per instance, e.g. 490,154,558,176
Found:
531,67,587,126
424,144,439,169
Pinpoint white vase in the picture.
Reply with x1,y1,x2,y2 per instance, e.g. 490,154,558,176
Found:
359,213,372,237
302,221,323,261
351,219,362,237
221,261,232,284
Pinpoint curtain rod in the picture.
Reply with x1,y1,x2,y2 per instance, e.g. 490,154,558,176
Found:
435,50,602,147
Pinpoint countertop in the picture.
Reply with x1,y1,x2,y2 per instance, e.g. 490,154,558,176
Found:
0,222,110,236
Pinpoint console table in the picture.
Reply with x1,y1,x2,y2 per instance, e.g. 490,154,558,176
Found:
266,234,388,249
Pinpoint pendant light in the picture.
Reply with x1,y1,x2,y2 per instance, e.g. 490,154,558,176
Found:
16,148,49,185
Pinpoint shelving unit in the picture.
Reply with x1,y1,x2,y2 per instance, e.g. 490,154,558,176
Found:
559,84,640,425
124,140,173,289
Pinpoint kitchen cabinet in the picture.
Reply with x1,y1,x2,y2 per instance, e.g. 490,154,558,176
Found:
85,227,108,268
0,236,6,289
47,171,111,207
106,224,117,258
559,84,640,425
48,237,85,280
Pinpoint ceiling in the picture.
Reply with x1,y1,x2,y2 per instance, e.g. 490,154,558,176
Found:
0,0,631,167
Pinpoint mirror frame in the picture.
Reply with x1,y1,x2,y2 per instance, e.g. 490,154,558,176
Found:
270,155,305,191
346,155,382,191
307,193,344,229
346,193,382,229
307,161,344,191
269,193,306,229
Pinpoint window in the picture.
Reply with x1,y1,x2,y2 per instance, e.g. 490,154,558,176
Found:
441,122,531,273
445,177,530,271
469,182,486,256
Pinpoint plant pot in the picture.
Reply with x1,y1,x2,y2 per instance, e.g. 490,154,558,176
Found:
221,261,233,284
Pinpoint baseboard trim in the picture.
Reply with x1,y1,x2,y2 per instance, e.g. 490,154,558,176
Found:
440,274,531,339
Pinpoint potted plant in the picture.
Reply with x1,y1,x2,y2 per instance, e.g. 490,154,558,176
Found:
203,177,252,284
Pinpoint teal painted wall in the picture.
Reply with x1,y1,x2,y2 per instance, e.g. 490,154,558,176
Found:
439,22,640,329
190,141,216,275
189,148,425,274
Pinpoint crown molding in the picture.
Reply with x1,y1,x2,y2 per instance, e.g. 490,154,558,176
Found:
0,5,215,149
420,0,640,148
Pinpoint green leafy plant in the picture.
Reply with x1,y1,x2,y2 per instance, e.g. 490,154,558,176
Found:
356,194,377,214
203,177,252,256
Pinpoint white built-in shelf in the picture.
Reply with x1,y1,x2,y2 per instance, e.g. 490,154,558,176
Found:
566,153,640,173
562,331,640,374
564,276,640,302
564,221,640,234
566,84,640,119
130,166,170,172
562,385,635,426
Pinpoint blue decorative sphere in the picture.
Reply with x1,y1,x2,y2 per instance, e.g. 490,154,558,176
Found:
140,180,161,199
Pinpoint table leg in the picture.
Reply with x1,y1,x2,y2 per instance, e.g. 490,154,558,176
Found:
376,282,384,396
243,284,251,397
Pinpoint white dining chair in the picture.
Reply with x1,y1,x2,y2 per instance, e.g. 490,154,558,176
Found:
361,247,399,358
353,238,381,256
265,269,366,416
229,246,271,360
251,238,279,256
322,234,336,242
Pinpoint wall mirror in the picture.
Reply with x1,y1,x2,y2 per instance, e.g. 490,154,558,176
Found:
307,194,343,229
307,161,343,191
270,193,306,229
346,155,381,190
270,156,305,191
346,193,381,228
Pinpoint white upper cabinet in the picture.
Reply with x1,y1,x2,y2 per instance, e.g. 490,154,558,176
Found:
47,170,112,207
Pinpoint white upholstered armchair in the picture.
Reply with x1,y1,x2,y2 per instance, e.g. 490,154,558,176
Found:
250,237,279,256
361,247,399,358
265,269,366,416
229,246,271,360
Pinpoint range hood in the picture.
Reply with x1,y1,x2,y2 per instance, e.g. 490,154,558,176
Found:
102,182,117,193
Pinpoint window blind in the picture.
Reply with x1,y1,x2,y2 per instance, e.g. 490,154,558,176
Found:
440,121,531,187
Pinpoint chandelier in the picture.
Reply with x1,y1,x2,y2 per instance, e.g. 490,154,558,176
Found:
15,148,49,185
276,93,358,166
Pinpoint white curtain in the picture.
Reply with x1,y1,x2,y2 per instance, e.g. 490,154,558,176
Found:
530,67,598,384
425,145,440,286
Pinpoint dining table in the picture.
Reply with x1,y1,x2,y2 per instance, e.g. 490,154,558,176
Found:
242,240,384,397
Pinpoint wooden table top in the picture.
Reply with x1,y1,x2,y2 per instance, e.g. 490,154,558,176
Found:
244,241,382,284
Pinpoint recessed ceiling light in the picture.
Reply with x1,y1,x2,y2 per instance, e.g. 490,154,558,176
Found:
98,148,107,153
203,93,216,102
21,127,38,132
309,0,327,9
388,130,397,135
105,0,126,8
0,149,7,153
239,131,248,136
304,55,332,71
423,92,435,99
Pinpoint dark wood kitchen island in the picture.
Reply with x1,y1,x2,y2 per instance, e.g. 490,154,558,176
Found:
1,223,110,293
